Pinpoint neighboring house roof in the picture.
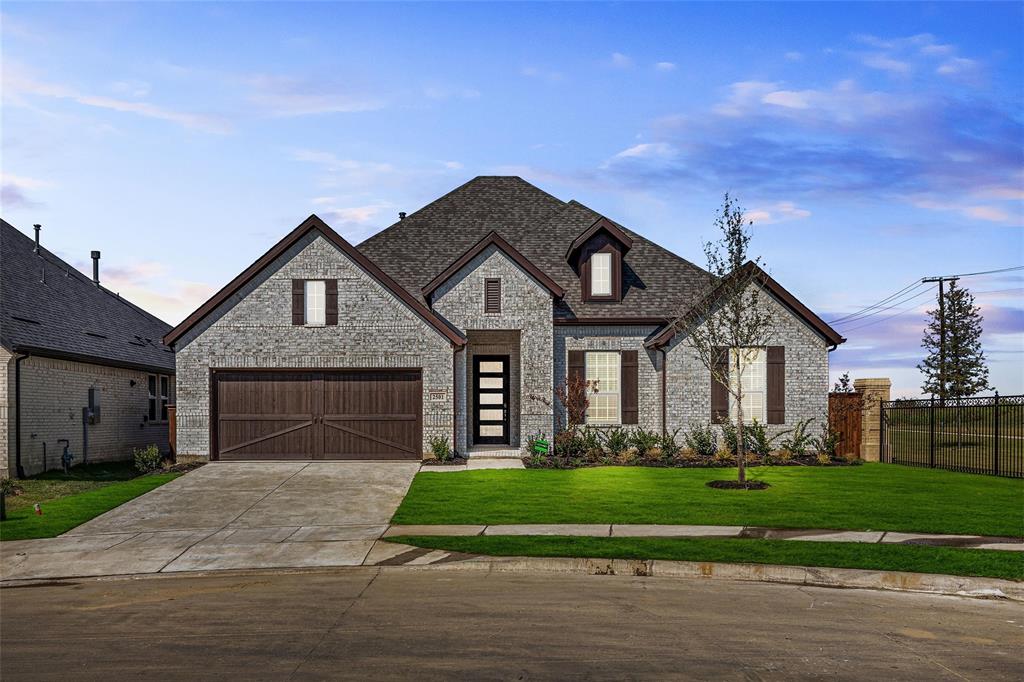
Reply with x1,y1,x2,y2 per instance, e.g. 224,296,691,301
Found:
356,176,710,321
163,215,466,348
644,261,846,349
421,230,566,301
0,219,175,373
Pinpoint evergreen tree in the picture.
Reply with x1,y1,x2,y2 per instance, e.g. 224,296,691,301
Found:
918,280,990,398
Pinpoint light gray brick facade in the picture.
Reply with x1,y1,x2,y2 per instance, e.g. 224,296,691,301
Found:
664,290,830,440
173,231,455,458
431,245,554,453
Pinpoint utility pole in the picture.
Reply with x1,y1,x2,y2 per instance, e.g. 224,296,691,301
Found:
922,275,960,402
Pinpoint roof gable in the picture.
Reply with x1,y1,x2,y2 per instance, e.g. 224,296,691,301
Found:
0,219,174,372
164,215,465,347
565,216,634,263
644,261,846,349
422,231,565,301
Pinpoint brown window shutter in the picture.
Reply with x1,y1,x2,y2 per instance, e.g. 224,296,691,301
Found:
711,346,729,424
621,350,638,424
325,279,338,325
767,346,785,424
568,350,586,420
484,278,501,314
291,279,305,325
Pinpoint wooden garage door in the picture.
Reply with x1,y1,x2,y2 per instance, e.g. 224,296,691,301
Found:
213,370,422,460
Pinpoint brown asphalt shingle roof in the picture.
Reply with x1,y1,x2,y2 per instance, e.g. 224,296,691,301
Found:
356,176,709,320
1,219,175,372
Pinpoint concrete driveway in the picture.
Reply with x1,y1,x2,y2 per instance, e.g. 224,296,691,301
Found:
1,461,420,581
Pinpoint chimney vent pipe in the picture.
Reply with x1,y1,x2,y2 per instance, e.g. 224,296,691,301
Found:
91,251,101,285
33,224,41,253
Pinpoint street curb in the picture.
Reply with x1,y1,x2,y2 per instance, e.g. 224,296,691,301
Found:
377,555,1024,602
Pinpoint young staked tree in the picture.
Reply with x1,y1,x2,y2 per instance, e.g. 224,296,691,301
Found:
674,193,774,484
918,280,990,399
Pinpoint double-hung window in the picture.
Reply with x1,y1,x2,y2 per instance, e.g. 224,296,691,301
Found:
148,375,158,422
585,351,620,424
160,375,170,422
729,347,766,423
305,280,326,325
590,252,612,296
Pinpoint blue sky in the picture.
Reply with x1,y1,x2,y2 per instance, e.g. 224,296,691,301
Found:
2,2,1021,397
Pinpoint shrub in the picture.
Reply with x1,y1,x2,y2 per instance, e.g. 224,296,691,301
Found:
746,420,791,461
601,427,630,456
811,419,843,461
683,423,718,459
780,418,815,458
720,420,758,457
816,452,831,465
554,430,587,461
628,428,661,458
659,428,682,460
133,444,162,473
428,435,453,462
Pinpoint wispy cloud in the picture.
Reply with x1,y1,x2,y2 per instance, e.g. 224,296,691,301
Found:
746,201,811,225
654,61,677,72
609,52,634,69
0,172,51,209
521,66,564,82
3,64,232,133
245,74,385,117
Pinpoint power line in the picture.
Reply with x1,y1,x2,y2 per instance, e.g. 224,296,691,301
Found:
831,284,932,327
827,280,928,324
839,290,935,333
831,286,937,329
827,265,1023,326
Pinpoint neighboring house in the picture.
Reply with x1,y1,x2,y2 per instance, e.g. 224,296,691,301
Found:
1,220,176,478
165,177,844,462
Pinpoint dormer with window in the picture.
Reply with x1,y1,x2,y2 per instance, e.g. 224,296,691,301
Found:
565,217,634,303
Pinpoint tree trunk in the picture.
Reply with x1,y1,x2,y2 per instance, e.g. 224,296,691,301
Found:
734,354,746,483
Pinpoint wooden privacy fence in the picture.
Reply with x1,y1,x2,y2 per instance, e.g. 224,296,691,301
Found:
881,394,1023,478
828,392,863,460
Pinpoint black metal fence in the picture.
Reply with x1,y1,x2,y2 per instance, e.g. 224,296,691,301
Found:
881,394,1023,478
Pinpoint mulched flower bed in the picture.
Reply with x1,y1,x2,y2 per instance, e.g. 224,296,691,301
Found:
421,456,469,467
523,454,863,470
706,479,770,490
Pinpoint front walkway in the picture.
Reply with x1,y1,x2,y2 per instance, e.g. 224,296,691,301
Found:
382,524,1024,550
1,461,420,581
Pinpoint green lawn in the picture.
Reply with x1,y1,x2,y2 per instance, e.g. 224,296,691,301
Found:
1,462,180,541
393,463,1024,538
391,535,1024,581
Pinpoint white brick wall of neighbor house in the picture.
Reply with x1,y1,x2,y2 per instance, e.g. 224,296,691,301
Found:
1,347,174,476
173,232,455,458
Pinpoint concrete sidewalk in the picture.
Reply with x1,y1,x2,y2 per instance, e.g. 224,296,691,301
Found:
383,523,1024,550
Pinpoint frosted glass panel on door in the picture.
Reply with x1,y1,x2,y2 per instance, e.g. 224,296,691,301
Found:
479,409,504,421
479,425,504,436
479,393,503,404
479,377,503,389
479,361,504,373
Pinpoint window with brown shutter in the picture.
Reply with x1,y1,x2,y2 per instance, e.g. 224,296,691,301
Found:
568,350,585,423
484,278,501,314
325,279,338,325
291,279,305,325
711,346,729,423
766,346,785,424
621,350,638,425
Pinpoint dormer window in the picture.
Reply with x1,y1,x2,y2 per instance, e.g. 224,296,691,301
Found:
591,253,612,296
566,216,633,304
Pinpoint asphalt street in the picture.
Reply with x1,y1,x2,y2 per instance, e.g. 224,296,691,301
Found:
1,568,1021,680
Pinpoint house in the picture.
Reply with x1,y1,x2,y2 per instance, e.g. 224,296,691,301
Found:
1,220,176,478
165,177,844,462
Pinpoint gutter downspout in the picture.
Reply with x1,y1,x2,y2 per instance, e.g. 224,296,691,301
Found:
14,353,28,479
660,348,667,438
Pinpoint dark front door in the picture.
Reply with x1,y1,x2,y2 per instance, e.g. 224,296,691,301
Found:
213,370,422,460
473,355,510,445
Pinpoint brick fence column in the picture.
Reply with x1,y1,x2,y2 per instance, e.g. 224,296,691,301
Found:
854,378,891,462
